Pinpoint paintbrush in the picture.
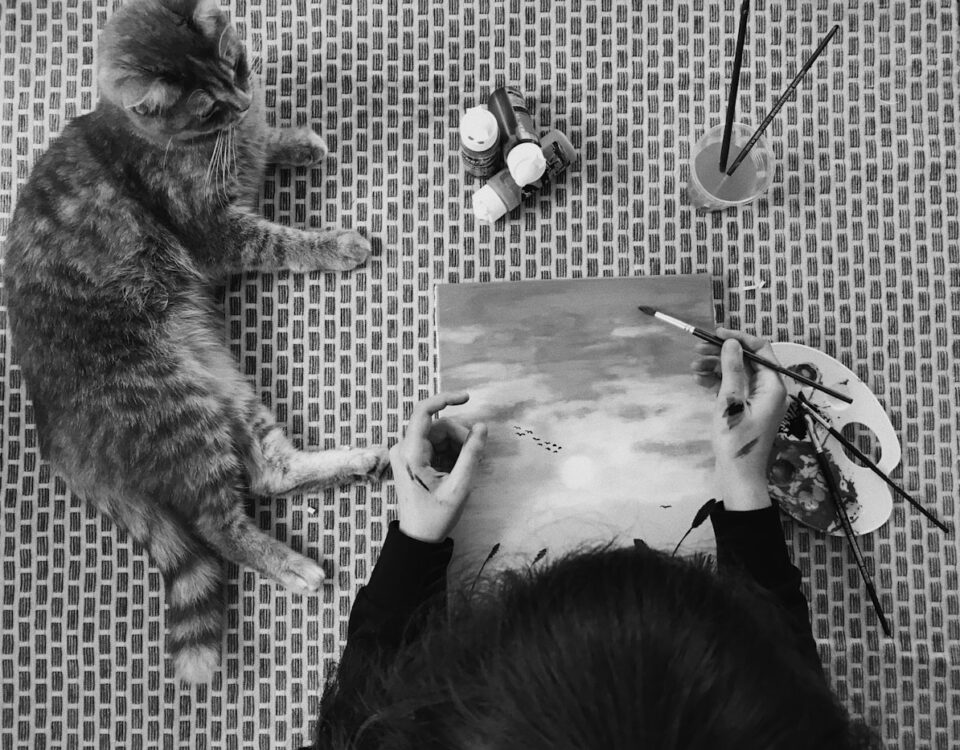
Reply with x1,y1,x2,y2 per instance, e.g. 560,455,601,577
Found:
637,306,853,404
719,0,751,172
725,24,841,176
803,413,892,637
793,394,950,533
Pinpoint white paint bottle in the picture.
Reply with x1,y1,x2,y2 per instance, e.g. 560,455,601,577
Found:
459,106,502,179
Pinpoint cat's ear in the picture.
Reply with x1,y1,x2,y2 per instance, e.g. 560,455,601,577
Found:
193,0,224,38
123,80,178,117
218,25,234,60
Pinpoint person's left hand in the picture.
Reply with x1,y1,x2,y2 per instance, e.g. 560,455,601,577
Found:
389,392,488,543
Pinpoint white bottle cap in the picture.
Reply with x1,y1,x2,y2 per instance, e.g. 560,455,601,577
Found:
471,184,509,223
506,142,547,186
460,107,499,151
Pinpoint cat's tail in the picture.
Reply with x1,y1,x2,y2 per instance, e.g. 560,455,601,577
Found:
146,510,226,684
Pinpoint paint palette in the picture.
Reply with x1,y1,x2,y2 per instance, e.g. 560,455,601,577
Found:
767,343,898,536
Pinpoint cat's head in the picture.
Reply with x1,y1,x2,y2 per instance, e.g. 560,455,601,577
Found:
96,0,252,142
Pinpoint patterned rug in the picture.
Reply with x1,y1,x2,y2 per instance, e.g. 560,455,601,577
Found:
2,0,958,747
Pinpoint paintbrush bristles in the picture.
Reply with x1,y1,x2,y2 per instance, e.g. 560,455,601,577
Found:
637,305,657,316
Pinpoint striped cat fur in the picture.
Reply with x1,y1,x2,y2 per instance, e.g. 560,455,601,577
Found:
3,0,388,683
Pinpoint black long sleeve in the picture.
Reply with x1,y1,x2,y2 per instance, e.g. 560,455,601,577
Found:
309,505,821,747
709,502,822,674
343,520,453,654
309,521,452,749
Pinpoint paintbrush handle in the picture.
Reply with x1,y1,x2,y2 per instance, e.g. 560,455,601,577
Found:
793,395,950,533
691,327,854,404
719,0,751,172
809,426,892,636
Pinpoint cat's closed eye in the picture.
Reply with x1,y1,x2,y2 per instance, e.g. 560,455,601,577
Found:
198,102,217,120
190,91,217,119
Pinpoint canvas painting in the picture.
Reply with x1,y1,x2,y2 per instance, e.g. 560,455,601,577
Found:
436,276,719,580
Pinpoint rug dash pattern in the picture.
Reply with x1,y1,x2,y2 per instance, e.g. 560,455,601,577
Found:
1,1,958,747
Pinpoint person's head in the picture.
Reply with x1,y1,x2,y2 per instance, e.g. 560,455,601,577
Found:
317,544,880,750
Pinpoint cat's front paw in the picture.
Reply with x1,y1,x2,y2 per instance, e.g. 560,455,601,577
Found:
292,229,371,273
287,129,328,166
307,230,371,272
347,445,390,480
269,128,329,166
336,231,372,269
278,555,326,595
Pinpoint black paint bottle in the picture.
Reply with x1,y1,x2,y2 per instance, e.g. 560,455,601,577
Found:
487,86,546,186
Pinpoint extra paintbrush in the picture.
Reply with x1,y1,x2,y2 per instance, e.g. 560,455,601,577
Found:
637,306,853,404
793,394,950,533
725,24,841,176
719,0,751,172
804,414,892,637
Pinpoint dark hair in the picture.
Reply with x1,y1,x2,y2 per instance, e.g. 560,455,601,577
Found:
317,545,881,750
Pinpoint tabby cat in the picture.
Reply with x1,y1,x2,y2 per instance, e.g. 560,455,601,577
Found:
3,0,387,683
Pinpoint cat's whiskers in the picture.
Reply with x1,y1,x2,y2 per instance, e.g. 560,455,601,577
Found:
217,129,225,197
220,126,235,202
204,133,216,188
223,128,231,200
162,136,174,171
205,130,223,191
229,126,238,195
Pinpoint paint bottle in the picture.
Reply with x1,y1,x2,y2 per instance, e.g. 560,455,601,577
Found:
459,106,501,179
487,86,546,187
471,130,577,223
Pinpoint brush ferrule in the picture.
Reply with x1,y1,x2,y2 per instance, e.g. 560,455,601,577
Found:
803,414,826,452
654,311,696,334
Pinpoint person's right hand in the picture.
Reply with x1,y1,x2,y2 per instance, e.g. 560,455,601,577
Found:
692,327,787,511
388,392,488,543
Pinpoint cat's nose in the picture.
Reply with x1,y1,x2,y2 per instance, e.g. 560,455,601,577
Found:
234,90,252,113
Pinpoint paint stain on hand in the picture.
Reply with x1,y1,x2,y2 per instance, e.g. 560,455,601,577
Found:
405,463,431,491
735,437,760,458
723,399,746,430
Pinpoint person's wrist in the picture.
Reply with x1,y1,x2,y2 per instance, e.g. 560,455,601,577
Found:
715,465,772,511
397,519,449,545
